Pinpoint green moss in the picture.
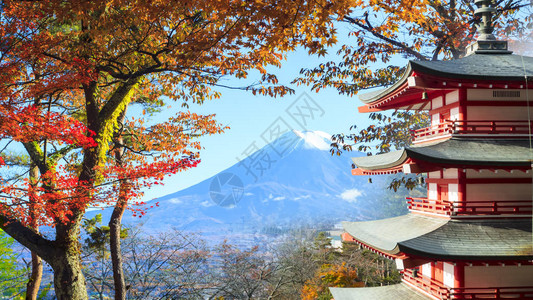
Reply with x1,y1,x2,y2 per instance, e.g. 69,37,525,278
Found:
95,81,139,168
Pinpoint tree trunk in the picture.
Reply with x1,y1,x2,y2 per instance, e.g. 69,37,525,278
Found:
49,214,88,300
25,251,43,300
26,162,42,300
50,248,88,300
109,107,129,300
109,198,127,300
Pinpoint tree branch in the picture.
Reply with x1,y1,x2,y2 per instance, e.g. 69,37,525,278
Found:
0,215,55,262
343,16,428,61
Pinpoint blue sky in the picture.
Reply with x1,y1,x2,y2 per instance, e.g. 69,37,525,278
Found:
131,12,533,202
141,48,407,201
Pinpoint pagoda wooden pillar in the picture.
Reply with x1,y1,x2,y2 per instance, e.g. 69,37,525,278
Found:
454,262,465,299
458,88,467,121
457,169,466,214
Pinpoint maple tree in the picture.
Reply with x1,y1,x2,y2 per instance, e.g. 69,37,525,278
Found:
301,263,364,300
0,0,356,299
105,110,225,299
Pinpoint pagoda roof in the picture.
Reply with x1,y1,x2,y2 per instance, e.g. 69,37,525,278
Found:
358,53,533,110
410,53,533,82
352,138,533,173
343,214,533,260
342,214,447,253
330,284,428,300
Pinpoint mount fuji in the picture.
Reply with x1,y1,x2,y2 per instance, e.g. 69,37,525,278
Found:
89,130,410,244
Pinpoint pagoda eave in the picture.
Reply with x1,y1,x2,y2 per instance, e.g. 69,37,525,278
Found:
342,214,448,256
343,214,533,262
357,53,533,111
351,138,533,175
352,164,407,176
344,235,403,260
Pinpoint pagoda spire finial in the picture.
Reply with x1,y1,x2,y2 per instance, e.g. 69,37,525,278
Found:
465,0,512,56
474,0,497,41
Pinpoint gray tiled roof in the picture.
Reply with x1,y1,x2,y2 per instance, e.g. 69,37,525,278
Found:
401,218,533,260
342,214,447,253
409,138,533,166
351,138,533,170
330,284,429,300
358,88,388,103
351,150,407,171
358,53,533,104
343,214,533,260
411,53,533,81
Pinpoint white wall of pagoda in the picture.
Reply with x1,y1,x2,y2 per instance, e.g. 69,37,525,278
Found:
467,89,527,101
429,91,460,125
466,170,532,204
450,107,460,120
466,169,531,179
448,184,459,202
431,113,440,126
427,169,460,203
443,168,458,178
426,169,532,208
422,263,431,277
467,184,531,201
432,96,444,109
428,183,438,200
430,90,460,109
427,88,532,126
466,89,532,121
443,262,454,288
467,106,533,121
413,262,456,288
428,171,440,178
464,265,533,287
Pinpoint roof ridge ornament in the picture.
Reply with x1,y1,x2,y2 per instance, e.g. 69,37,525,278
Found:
474,0,497,41
465,0,512,56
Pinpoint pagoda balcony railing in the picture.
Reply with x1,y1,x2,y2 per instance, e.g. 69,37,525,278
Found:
413,120,533,143
403,268,450,299
403,269,533,299
407,197,532,216
413,121,454,142
407,197,453,215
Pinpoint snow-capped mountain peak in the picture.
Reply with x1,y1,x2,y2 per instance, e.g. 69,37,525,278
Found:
292,130,332,151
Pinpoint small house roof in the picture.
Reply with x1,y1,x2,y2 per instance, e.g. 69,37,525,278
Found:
351,138,533,172
330,284,428,300
343,214,533,260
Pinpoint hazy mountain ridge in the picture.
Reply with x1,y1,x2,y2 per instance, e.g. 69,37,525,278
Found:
88,130,407,244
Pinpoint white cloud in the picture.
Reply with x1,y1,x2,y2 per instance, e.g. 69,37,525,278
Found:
272,196,286,201
294,195,311,200
168,198,183,204
339,189,363,203
244,192,254,196
200,201,215,207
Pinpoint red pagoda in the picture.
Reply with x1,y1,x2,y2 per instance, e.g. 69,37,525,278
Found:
331,1,533,299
